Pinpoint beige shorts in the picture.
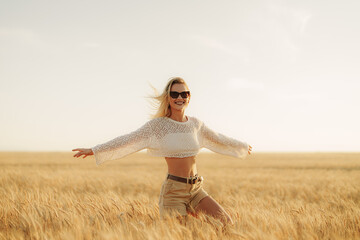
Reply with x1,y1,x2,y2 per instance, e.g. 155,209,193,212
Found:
158,175,209,217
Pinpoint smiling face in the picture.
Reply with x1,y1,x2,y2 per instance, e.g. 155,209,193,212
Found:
168,83,190,113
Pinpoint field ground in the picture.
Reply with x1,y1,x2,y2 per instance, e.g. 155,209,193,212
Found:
0,152,359,240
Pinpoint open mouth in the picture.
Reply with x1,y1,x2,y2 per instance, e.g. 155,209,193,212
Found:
175,101,185,106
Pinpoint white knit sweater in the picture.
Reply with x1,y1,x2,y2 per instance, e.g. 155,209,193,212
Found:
92,116,249,165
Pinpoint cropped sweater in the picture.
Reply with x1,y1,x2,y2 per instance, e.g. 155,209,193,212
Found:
92,116,249,165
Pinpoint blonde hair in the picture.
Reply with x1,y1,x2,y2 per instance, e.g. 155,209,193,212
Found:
150,77,190,119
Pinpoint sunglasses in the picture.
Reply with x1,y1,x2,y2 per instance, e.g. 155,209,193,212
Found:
170,91,190,99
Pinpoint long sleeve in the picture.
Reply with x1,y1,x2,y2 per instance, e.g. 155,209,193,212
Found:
199,122,249,159
92,121,153,165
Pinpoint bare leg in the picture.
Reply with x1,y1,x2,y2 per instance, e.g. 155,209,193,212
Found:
195,196,233,225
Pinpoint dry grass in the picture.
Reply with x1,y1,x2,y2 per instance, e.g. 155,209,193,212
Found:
0,152,359,240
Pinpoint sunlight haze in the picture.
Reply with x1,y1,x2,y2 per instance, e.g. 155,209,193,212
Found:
1,0,359,152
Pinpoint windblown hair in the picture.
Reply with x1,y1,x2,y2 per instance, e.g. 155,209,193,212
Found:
150,77,189,119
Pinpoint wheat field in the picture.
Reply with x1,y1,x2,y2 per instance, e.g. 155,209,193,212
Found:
0,152,359,240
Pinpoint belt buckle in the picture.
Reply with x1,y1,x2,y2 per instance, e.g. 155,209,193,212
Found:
188,176,195,184
192,176,198,184
189,175,202,184
195,176,203,184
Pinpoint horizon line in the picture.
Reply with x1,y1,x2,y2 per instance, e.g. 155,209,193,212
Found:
0,151,359,154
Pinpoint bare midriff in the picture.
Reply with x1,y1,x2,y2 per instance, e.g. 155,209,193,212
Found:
165,156,197,178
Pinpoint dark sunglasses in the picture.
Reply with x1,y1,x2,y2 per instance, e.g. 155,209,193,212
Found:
170,91,190,99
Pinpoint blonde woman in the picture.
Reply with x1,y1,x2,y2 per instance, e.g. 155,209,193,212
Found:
72,77,252,224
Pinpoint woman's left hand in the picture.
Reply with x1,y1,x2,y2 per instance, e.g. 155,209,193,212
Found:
248,145,252,155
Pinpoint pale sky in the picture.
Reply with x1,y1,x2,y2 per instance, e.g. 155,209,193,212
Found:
1,0,359,152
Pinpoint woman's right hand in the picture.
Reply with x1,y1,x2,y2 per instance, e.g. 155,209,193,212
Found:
72,148,94,158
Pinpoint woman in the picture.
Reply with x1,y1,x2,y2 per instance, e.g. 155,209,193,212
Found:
72,77,252,224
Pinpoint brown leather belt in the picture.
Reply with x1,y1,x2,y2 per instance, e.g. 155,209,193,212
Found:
167,174,203,184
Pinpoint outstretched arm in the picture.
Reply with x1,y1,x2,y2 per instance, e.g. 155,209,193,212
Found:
73,120,153,165
200,122,251,158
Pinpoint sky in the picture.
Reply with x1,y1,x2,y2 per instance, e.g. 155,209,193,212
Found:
0,0,359,152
